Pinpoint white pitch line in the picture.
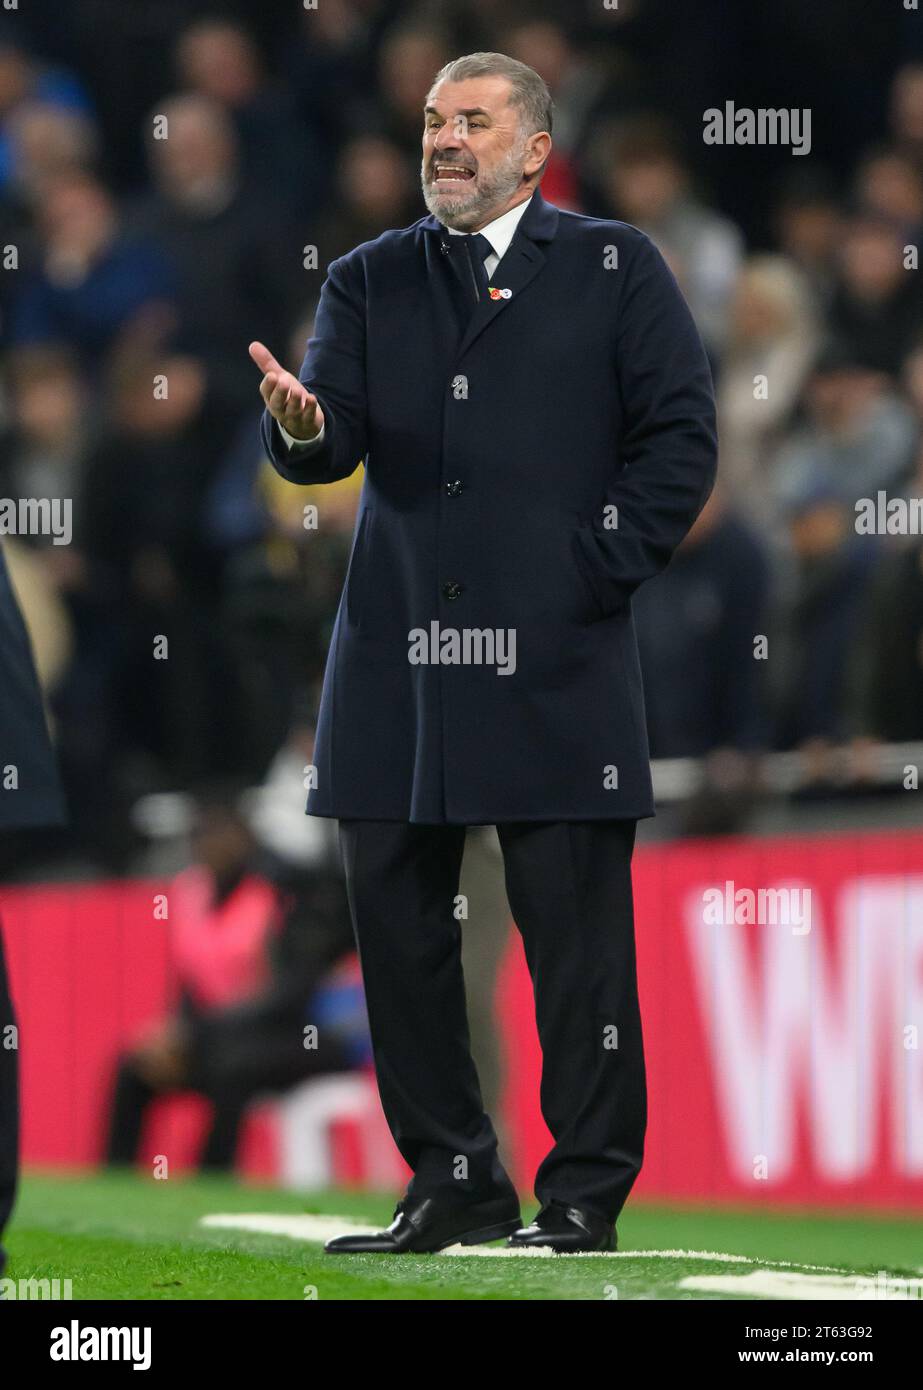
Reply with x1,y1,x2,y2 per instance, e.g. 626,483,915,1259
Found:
681,1270,921,1301
202,1213,372,1245
202,1214,760,1258
198,1213,853,1272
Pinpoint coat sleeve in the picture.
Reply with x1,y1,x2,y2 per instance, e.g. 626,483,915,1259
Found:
259,253,368,485
573,230,718,617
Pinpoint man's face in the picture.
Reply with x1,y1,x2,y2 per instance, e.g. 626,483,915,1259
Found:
421,76,542,231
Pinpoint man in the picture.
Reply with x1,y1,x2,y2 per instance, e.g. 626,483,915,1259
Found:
0,544,67,1279
249,52,716,1253
104,788,359,1171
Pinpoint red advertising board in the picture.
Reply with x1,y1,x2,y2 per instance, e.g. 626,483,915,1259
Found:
3,826,922,1208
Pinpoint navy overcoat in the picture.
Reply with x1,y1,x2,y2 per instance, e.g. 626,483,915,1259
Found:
261,189,717,823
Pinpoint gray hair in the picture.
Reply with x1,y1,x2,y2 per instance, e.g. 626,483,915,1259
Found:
429,52,554,139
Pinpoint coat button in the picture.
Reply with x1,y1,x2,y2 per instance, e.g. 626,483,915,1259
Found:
442,580,463,600
445,480,464,497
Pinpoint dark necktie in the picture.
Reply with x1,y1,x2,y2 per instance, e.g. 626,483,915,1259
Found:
464,232,493,304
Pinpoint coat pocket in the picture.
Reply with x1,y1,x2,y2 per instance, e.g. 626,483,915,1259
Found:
568,527,607,625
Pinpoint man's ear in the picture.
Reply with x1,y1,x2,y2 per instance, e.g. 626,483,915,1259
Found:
525,131,552,175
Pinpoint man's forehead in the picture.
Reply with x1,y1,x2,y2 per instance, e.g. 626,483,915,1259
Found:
425,75,515,117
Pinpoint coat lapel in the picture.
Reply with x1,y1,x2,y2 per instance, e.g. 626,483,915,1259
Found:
422,189,559,361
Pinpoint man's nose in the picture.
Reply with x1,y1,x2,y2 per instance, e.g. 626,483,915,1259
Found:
433,124,464,152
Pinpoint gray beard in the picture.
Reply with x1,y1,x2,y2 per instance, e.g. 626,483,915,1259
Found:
421,145,528,231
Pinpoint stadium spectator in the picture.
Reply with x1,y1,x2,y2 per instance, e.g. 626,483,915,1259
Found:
889,62,923,171
284,0,394,154
2,99,98,208
592,113,744,362
8,170,176,378
308,133,419,266
499,18,615,208
130,93,297,415
104,788,359,1171
0,38,92,197
848,536,923,745
374,21,453,161
0,344,93,549
76,349,236,806
770,168,844,312
174,18,327,219
846,391,923,744
771,488,879,755
772,341,918,522
827,211,923,378
854,145,923,236
717,255,819,528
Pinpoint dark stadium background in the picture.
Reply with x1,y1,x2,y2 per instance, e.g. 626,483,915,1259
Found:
2,0,923,1251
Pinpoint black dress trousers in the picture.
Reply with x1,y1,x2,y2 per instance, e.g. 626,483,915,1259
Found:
337,817,645,1222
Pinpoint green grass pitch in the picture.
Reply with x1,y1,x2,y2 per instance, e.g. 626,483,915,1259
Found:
6,1170,922,1300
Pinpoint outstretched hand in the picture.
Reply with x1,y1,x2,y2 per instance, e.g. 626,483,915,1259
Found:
249,341,325,442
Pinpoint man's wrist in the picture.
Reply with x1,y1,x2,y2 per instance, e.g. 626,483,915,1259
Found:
278,418,325,450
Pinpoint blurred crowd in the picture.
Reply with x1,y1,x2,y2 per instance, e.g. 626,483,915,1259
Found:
3,0,923,868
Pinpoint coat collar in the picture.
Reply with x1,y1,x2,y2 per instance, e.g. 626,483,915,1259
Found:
420,185,559,248
421,188,559,358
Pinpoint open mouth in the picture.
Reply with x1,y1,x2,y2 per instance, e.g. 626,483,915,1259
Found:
433,164,476,185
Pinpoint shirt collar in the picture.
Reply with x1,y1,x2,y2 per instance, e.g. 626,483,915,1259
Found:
446,195,534,261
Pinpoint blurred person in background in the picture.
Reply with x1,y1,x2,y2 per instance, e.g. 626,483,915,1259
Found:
498,18,613,209
770,486,879,775
373,21,453,161
633,487,771,832
847,536,923,749
284,0,393,156
130,92,296,418
0,37,92,199
2,99,98,209
772,340,918,524
593,113,743,365
853,144,923,239
717,256,819,529
827,210,923,378
889,62,923,173
105,784,359,1172
0,344,93,545
7,169,175,380
174,17,327,220
0,89,98,360
500,17,620,167
70,348,236,857
846,357,923,747
770,168,844,313
309,133,419,266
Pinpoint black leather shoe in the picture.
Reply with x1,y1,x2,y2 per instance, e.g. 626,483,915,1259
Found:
324,1193,522,1254
508,1201,616,1252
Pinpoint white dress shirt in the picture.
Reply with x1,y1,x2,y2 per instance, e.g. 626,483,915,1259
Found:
279,195,534,452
